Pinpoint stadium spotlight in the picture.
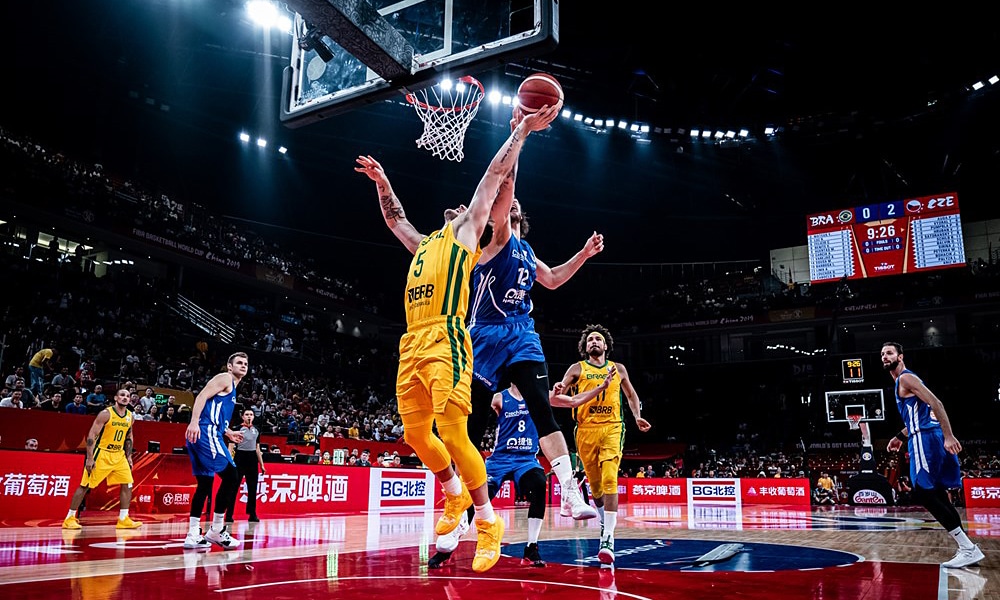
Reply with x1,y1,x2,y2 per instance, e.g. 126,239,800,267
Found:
239,132,251,143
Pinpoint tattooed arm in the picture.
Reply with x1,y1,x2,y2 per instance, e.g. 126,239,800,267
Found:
124,425,134,468
355,155,425,254
84,410,110,474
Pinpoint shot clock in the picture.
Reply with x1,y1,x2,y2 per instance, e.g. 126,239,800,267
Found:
806,192,966,283
842,358,864,384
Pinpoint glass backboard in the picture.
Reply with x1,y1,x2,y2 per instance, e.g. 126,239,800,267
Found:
825,389,886,423
281,0,558,127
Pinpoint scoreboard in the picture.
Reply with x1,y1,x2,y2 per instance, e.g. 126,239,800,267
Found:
806,192,966,284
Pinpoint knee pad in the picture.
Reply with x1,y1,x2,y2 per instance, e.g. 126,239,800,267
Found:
518,469,548,519
402,414,452,473
509,361,560,438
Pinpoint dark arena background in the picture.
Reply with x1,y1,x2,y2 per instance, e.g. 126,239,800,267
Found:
1,2,999,598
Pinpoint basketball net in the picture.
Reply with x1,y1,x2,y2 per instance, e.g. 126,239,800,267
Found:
848,415,872,447
406,76,485,162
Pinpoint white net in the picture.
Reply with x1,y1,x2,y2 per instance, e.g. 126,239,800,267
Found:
847,415,862,430
407,77,485,162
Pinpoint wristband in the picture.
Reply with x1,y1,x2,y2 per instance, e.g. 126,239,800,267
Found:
894,432,908,442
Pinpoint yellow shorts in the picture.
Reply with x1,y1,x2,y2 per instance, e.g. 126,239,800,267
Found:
81,452,133,487
396,319,473,417
575,424,624,499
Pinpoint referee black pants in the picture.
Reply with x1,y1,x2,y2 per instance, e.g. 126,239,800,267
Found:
225,450,260,520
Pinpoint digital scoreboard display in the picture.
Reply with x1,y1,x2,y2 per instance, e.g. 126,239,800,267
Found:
806,192,966,284
842,358,864,384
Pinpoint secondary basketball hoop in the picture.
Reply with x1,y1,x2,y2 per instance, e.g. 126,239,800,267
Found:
406,76,485,162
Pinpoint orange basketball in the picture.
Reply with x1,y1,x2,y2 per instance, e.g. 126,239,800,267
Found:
516,73,563,114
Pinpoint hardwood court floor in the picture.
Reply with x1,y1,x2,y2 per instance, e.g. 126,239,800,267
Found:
0,503,994,599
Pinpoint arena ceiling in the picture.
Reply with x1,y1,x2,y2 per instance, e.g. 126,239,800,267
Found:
4,2,999,290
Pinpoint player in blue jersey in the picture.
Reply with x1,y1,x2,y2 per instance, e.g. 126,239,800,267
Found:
881,342,983,568
430,372,615,568
183,352,248,551
465,107,605,522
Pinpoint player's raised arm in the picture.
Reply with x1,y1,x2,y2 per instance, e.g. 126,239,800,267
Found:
454,104,561,249
355,154,425,254
536,231,605,289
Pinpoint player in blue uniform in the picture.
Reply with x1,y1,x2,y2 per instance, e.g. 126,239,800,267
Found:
466,107,606,521
881,342,983,568
430,374,615,568
183,352,248,551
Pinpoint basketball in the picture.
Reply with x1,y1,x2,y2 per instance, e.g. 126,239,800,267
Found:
517,73,563,114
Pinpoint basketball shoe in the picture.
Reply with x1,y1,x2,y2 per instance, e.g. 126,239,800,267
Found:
562,483,597,520
436,483,473,535
184,528,211,550
521,542,545,567
116,516,142,529
206,525,241,550
598,537,615,564
942,545,985,568
472,517,505,573
62,515,82,530
436,511,470,553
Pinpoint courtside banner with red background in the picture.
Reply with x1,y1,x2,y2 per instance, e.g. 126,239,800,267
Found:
0,449,899,519
0,450,80,520
619,478,810,505
965,478,1000,508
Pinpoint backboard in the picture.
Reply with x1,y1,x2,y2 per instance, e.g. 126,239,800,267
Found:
281,0,559,128
825,389,886,423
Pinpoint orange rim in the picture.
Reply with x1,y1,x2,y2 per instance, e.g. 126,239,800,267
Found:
405,76,484,113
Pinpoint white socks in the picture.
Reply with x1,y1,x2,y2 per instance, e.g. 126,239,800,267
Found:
550,455,575,491
603,511,618,541
949,526,975,550
475,502,496,524
211,513,224,532
442,473,463,496
527,517,542,544
189,516,201,535
66,509,76,519
119,509,129,520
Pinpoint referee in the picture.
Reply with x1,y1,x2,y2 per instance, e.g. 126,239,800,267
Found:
226,408,266,522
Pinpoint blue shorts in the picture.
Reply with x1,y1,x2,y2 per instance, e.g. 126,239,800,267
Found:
908,428,962,490
187,425,236,477
470,317,545,392
486,452,543,495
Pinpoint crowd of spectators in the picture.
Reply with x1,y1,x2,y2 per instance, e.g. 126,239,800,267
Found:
4,125,1000,497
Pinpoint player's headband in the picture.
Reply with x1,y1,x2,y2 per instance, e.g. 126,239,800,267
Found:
589,332,605,343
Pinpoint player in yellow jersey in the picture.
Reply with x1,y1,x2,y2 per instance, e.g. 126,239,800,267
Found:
62,388,142,530
354,101,560,573
557,324,651,565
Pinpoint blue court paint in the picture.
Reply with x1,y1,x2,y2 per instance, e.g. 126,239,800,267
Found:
504,538,861,572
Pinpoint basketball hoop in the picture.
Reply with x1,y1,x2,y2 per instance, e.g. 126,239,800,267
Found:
406,76,485,162
847,415,863,430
